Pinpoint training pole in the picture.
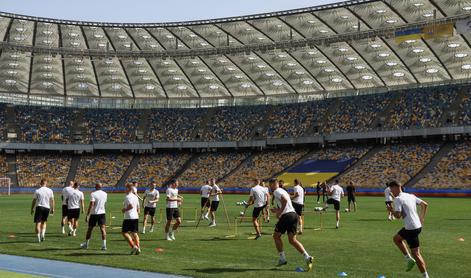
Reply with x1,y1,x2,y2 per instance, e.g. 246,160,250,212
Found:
220,193,231,231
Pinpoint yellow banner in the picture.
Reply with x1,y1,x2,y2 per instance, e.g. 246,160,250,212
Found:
395,23,454,44
422,23,454,40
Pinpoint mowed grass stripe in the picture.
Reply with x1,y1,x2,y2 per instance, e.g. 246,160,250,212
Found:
0,194,470,278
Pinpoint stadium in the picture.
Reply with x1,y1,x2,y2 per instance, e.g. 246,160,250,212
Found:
0,0,470,277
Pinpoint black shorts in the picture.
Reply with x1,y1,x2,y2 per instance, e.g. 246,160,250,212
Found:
275,212,298,235
67,208,80,219
122,219,139,233
166,208,180,220
292,203,304,216
34,206,50,223
348,196,356,203
385,201,393,206
89,214,106,227
327,198,340,210
201,197,210,208
398,227,422,249
252,205,266,218
210,201,219,212
144,207,156,217
62,205,68,217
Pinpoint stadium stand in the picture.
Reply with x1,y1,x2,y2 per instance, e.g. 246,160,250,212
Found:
0,104,6,141
276,146,371,186
16,154,71,187
83,109,141,143
266,101,330,138
306,146,371,161
179,152,250,186
415,141,471,189
323,94,388,133
149,109,204,142
0,155,8,177
221,149,309,187
75,154,132,187
126,152,192,186
339,143,441,188
459,92,471,126
0,85,468,145
204,107,265,141
15,105,73,143
386,89,456,129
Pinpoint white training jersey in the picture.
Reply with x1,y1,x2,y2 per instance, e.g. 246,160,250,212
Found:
384,187,393,202
67,189,84,209
330,184,344,201
200,184,212,198
394,192,423,230
263,187,270,202
250,185,267,208
90,190,107,215
61,186,74,205
34,187,54,209
292,185,304,205
123,193,140,220
273,188,295,216
211,184,221,202
144,189,159,208
166,187,179,208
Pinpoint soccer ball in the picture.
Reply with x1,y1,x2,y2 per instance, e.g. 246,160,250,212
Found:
239,211,245,216
344,208,349,212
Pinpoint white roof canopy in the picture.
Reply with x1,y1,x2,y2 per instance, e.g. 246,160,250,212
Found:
0,0,470,99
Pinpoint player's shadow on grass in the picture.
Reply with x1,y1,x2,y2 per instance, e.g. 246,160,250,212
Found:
8,235,66,239
64,252,129,257
9,232,63,236
27,247,80,252
0,240,35,244
185,267,290,274
197,237,241,241
356,219,384,222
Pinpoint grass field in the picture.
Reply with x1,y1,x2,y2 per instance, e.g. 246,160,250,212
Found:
0,270,44,278
0,193,469,278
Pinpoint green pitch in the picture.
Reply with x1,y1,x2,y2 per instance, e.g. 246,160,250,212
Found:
0,270,45,278
0,194,469,278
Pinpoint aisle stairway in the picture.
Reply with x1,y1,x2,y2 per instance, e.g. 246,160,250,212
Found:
65,155,81,184
116,155,141,187
328,145,383,183
405,142,453,188
6,153,18,187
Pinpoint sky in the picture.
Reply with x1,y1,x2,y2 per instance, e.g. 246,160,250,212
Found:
0,0,339,23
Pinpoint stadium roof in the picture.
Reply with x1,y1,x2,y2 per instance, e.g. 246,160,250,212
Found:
1,0,471,102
